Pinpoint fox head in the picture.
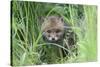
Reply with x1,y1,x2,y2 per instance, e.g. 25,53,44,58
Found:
41,16,65,42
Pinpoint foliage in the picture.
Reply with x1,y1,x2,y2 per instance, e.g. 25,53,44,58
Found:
11,1,97,66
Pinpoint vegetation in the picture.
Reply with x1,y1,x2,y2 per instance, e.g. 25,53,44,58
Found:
11,1,97,66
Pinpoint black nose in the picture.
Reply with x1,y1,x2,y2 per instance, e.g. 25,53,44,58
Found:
52,38,55,40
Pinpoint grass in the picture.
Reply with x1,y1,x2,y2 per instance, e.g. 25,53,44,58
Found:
11,1,97,66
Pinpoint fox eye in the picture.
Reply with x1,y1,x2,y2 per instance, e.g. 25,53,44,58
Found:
47,30,51,33
56,30,61,33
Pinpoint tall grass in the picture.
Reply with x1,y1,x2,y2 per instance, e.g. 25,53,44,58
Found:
11,1,97,66
77,6,97,62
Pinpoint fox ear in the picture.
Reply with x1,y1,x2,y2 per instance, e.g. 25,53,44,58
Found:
60,17,64,22
38,16,45,25
58,16,64,22
38,16,44,22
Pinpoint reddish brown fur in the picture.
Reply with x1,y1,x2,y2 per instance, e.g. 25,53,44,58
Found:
41,16,65,42
41,16,64,32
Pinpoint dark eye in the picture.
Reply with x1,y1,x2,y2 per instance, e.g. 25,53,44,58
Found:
47,30,51,33
56,30,61,33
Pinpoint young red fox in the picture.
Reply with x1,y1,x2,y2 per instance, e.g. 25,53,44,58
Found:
41,16,77,59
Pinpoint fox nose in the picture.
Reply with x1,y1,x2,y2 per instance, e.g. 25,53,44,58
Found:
52,38,55,40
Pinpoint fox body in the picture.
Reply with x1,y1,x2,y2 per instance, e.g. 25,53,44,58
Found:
40,16,78,63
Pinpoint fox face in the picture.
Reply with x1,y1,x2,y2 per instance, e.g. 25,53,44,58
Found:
41,16,65,43
43,28,64,42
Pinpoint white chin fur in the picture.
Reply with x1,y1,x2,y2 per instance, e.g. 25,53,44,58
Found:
48,37,58,41
55,37,58,41
49,37,52,41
